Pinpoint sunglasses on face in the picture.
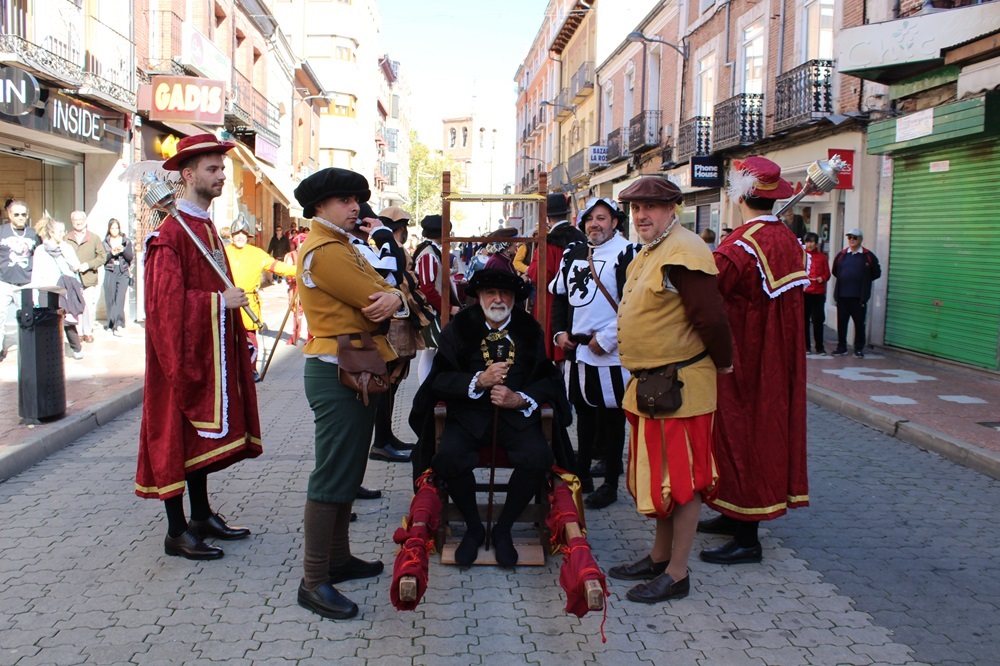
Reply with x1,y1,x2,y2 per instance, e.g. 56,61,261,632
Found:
10,212,27,217
846,235,859,240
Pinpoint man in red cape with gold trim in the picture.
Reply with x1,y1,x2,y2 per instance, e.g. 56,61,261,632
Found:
135,134,263,561
699,156,809,565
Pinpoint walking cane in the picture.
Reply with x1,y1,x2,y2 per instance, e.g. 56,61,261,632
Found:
484,337,513,552
258,293,295,382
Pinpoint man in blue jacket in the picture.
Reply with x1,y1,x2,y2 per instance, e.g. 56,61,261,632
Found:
832,228,881,358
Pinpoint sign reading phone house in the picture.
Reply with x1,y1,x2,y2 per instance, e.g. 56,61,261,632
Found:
0,66,125,153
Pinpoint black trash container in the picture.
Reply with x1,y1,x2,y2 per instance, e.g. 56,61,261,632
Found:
17,288,66,424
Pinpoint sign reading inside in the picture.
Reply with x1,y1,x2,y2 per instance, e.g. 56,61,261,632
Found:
690,155,724,188
147,76,225,126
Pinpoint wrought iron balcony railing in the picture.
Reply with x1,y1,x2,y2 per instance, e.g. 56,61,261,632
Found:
551,162,568,188
568,149,586,180
227,69,253,125
82,16,136,108
773,59,834,133
570,61,594,103
712,93,764,152
0,0,85,85
555,87,572,121
676,116,712,163
607,127,631,163
143,11,185,74
628,110,662,152
252,89,280,145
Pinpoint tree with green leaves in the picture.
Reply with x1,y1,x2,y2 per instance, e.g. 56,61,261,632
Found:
408,131,467,225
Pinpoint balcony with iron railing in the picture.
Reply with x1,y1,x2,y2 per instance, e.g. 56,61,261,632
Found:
676,116,712,163
531,113,542,136
143,10,185,75
570,61,594,104
712,93,764,152
81,16,136,110
227,69,253,126
555,87,572,121
551,162,568,188
607,127,631,163
568,148,586,180
628,110,662,153
773,60,834,133
251,89,280,145
0,0,85,86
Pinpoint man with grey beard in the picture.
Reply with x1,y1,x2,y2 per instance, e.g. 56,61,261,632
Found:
408,269,572,567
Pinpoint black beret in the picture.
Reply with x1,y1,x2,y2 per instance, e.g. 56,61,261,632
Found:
293,168,371,219
466,268,531,302
420,214,443,238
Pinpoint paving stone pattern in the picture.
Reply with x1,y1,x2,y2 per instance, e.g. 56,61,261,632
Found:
1,345,997,664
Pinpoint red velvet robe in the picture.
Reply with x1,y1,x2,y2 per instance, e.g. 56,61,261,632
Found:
135,208,262,500
709,217,809,521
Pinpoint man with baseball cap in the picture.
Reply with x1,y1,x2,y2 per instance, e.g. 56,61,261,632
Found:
698,156,810,565
831,227,881,358
136,133,262,561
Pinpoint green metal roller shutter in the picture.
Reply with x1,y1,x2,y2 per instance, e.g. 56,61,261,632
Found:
884,139,1000,369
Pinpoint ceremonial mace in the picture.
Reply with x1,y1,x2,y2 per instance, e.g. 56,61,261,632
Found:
141,173,264,330
484,334,514,552
774,154,848,218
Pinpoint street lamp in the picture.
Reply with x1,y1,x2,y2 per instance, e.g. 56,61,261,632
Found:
540,99,577,117
625,32,688,127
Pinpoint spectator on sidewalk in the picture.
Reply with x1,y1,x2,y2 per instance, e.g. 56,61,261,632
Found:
266,224,291,262
832,228,881,359
0,199,39,361
700,228,717,251
66,211,106,344
803,232,831,355
102,218,133,337
29,217,85,359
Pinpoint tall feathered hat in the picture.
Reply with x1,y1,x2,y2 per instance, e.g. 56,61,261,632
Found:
726,156,794,202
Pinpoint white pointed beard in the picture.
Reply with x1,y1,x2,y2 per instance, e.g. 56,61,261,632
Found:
484,302,510,324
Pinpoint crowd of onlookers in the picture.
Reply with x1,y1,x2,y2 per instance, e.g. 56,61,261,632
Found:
0,199,134,362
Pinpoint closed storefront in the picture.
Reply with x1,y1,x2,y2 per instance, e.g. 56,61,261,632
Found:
883,139,1000,370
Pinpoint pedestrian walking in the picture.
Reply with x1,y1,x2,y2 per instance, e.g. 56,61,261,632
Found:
832,227,881,358
29,217,85,359
66,210,106,343
609,177,733,604
292,167,408,620
136,133,262,561
0,199,39,361
803,231,831,355
102,218,133,336
699,156,810,565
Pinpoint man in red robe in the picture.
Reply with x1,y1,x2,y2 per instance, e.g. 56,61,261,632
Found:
526,192,585,361
136,134,263,560
699,156,810,565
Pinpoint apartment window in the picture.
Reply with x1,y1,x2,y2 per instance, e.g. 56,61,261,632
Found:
387,128,398,152
322,94,356,118
700,0,716,13
804,0,835,60
603,86,613,138
387,164,398,186
742,21,765,95
391,94,400,119
623,69,635,127
449,128,457,148
335,46,353,61
462,127,468,147
697,53,716,117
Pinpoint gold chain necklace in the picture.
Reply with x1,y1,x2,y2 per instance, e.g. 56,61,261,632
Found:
481,328,516,367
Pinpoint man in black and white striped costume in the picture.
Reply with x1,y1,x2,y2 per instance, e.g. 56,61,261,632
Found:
550,197,635,509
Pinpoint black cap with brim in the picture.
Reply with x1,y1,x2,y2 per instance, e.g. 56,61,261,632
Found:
293,168,371,219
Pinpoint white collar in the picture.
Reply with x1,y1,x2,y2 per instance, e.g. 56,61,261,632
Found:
746,214,779,224
549,219,569,230
846,246,863,254
312,216,349,236
177,198,211,219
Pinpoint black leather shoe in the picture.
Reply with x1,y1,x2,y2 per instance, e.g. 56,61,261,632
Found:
188,513,251,540
626,573,690,603
697,514,741,536
164,530,224,560
492,526,518,567
297,581,359,620
580,476,595,494
608,555,668,581
389,438,416,451
589,461,606,477
699,539,763,565
585,482,618,509
350,512,358,523
355,486,382,500
369,444,410,463
328,556,384,584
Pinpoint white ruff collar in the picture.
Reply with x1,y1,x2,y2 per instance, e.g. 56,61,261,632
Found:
177,198,211,219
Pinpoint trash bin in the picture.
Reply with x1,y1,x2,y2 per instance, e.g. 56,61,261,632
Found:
17,287,66,424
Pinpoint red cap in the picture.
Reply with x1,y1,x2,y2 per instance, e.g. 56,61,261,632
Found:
162,133,236,171
731,156,794,199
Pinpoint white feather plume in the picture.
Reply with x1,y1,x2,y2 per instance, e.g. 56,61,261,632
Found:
118,160,181,184
726,167,759,203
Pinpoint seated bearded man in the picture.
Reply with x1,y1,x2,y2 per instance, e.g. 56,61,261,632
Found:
409,269,571,567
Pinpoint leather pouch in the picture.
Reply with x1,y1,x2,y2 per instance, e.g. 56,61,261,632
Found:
336,332,390,406
634,364,683,418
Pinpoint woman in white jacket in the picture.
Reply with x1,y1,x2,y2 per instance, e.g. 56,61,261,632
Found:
30,217,84,359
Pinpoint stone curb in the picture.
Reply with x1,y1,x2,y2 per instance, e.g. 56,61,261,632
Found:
0,380,144,483
808,383,1000,482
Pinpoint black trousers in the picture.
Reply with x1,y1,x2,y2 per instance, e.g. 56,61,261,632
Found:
836,297,867,352
574,400,625,482
103,270,129,330
433,418,553,479
804,293,827,352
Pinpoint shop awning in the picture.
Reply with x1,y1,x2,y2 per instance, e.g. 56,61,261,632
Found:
229,141,297,207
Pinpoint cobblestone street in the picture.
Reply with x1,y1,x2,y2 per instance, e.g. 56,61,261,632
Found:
1,336,998,665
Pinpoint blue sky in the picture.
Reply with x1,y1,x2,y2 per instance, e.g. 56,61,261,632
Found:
378,0,547,150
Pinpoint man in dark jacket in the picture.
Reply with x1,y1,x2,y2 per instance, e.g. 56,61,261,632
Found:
409,269,571,568
832,227,881,358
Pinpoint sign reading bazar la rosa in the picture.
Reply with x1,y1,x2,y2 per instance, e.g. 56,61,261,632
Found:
147,76,226,126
